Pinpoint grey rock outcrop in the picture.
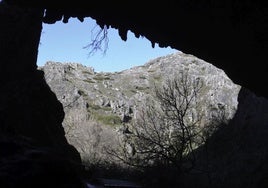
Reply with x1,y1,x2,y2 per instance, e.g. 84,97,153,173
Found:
40,51,268,187
39,51,242,163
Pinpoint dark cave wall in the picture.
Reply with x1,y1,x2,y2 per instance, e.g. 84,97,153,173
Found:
2,1,267,98
0,0,266,160
0,1,266,187
39,0,268,98
0,3,81,164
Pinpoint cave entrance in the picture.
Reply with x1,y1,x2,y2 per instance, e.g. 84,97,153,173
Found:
37,16,177,183
37,17,177,72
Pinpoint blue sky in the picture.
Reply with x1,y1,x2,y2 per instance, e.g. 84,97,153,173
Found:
37,17,178,72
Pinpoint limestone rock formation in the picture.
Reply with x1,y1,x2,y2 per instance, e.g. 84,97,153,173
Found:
40,52,268,187
40,51,242,164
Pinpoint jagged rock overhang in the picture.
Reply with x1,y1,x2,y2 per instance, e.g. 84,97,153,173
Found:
3,0,268,98
6,1,265,49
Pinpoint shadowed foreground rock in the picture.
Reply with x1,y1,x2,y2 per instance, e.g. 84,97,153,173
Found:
184,87,268,188
0,3,85,187
0,1,267,187
0,135,86,188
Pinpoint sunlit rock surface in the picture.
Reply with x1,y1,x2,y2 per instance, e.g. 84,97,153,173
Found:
40,51,241,162
40,51,268,187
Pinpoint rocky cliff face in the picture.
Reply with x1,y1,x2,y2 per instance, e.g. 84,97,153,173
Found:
39,51,242,163
40,51,268,187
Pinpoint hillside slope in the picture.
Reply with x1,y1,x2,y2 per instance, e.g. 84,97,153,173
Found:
39,51,268,187
39,51,241,163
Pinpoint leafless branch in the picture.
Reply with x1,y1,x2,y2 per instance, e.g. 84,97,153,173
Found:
83,24,109,57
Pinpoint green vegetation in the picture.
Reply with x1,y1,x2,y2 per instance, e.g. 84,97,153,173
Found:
106,72,221,188
93,74,111,81
147,69,156,73
87,103,101,111
82,70,93,75
86,101,119,126
93,113,122,126
152,75,162,81
83,79,95,84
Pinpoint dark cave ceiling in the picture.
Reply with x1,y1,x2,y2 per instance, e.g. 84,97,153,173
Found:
4,0,268,98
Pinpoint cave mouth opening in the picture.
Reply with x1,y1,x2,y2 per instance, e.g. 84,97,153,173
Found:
37,17,177,73
36,16,179,183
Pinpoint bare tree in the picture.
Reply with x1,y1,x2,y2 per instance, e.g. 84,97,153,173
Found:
83,24,109,56
107,72,208,173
